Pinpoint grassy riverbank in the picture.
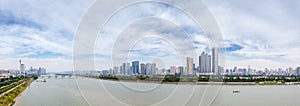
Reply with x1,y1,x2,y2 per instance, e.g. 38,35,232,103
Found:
85,75,300,85
95,75,199,83
0,77,23,88
0,78,34,106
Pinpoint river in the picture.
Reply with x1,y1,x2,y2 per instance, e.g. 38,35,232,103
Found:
15,78,300,106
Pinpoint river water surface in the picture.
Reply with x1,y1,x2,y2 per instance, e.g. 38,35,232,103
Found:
15,78,300,106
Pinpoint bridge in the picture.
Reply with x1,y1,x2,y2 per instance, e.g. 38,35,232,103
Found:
40,74,75,79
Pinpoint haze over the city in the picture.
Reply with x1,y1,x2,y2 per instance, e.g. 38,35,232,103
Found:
0,0,299,72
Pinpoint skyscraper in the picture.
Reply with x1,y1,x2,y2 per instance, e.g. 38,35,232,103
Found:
187,57,193,75
132,61,139,75
140,63,146,75
296,67,300,76
288,67,293,76
170,66,177,75
178,66,184,75
113,66,119,74
120,66,124,74
212,48,219,75
151,63,156,75
146,63,152,75
207,55,212,73
199,52,211,73
19,59,25,76
125,63,130,75
199,52,206,73
122,63,126,75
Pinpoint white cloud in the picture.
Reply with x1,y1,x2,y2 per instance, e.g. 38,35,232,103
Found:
225,58,298,70
0,0,94,72
204,0,300,69
1,0,299,72
0,57,73,72
93,2,209,70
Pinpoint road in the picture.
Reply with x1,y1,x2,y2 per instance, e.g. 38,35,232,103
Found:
0,80,22,89
0,81,25,97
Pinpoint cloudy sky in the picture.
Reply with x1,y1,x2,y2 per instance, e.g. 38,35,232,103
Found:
0,0,299,72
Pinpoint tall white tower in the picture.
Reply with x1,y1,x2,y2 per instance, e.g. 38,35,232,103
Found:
186,57,193,75
212,48,219,75
19,59,25,76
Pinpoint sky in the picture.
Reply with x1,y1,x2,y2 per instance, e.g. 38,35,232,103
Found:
0,0,299,72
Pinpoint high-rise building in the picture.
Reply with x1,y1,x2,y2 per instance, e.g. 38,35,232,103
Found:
19,59,25,76
113,66,119,74
199,52,206,73
122,63,126,75
218,66,224,75
207,55,211,73
187,57,193,75
212,48,219,74
151,63,156,75
125,63,130,75
247,65,251,72
296,67,300,76
178,66,184,75
132,61,139,75
170,66,177,75
146,63,151,75
37,67,46,75
288,67,293,76
193,63,196,73
120,66,123,74
199,52,211,73
140,63,146,75
233,66,237,74
130,66,133,75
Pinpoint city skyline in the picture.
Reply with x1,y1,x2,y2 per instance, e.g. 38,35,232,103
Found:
0,0,299,72
103,47,222,75
99,48,300,76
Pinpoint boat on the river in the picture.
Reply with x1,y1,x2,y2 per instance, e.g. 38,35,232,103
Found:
41,78,47,82
233,89,240,93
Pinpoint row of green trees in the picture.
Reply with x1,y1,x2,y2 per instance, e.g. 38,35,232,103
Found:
0,77,24,88
0,78,33,106
162,76,180,82
95,75,300,83
223,77,300,83
97,75,198,82
98,75,118,80
0,81,23,94
198,77,210,82
98,75,154,81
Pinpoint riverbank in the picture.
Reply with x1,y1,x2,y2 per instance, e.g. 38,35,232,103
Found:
0,78,34,106
99,78,197,85
87,75,300,86
102,79,300,85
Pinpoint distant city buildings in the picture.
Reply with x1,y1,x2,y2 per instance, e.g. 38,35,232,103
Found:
212,48,219,75
140,63,146,75
96,48,299,77
186,57,193,75
296,67,300,76
113,66,119,74
223,66,300,76
0,70,11,78
132,61,139,75
28,66,46,75
199,52,211,73
169,66,176,75
0,59,47,78
19,59,25,76
21,59,46,75
104,48,222,76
